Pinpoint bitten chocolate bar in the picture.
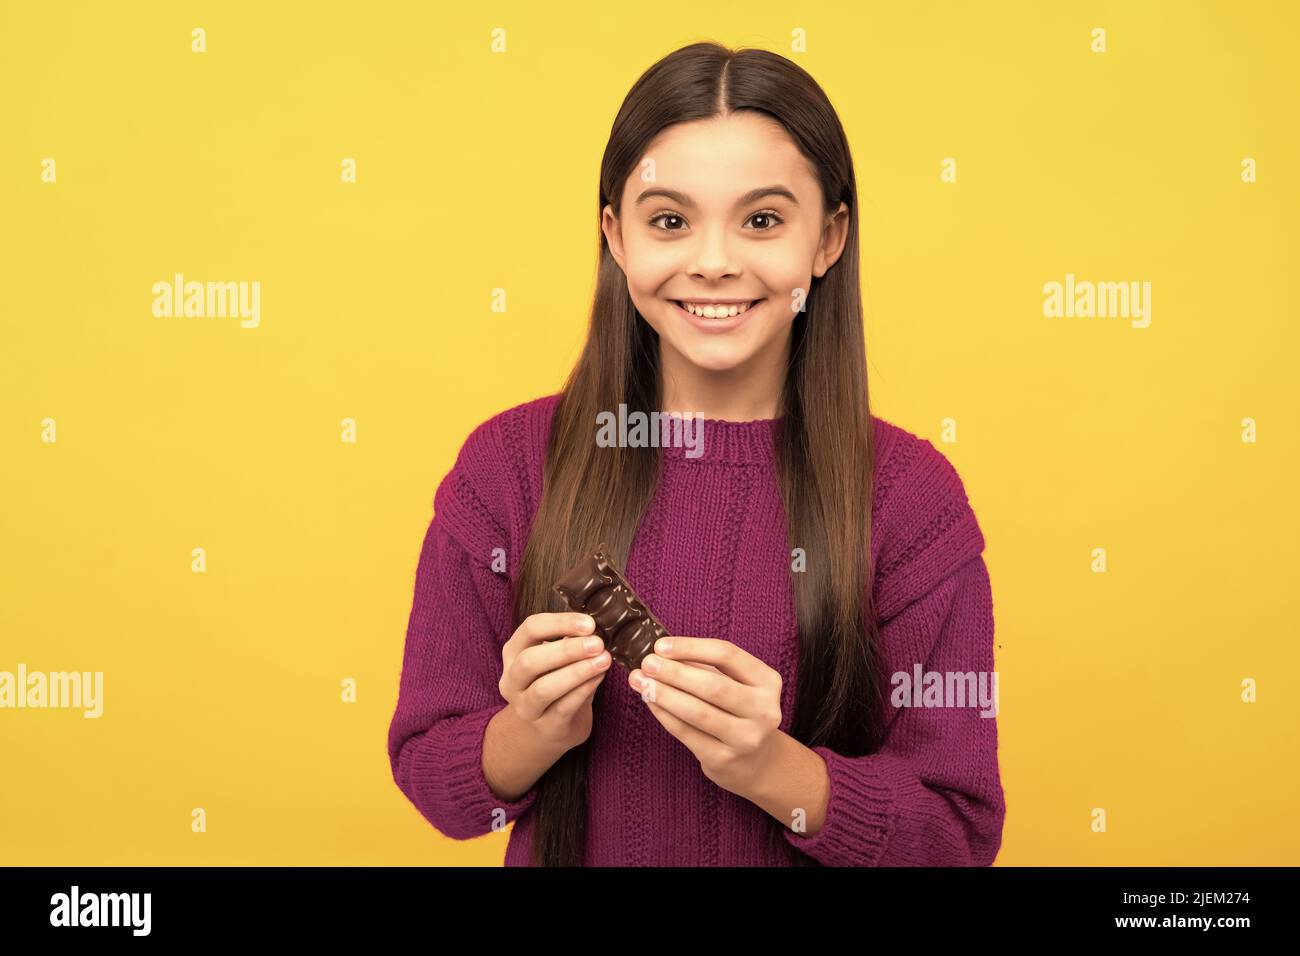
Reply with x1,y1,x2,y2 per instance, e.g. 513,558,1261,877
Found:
552,542,669,672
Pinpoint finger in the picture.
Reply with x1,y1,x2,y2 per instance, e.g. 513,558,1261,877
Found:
689,662,723,674
630,672,746,746
503,612,597,685
506,630,605,693
638,653,753,718
643,696,728,766
508,612,597,652
525,651,611,713
652,636,769,686
548,670,606,720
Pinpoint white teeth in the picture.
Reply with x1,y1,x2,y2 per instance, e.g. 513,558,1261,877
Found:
677,300,756,318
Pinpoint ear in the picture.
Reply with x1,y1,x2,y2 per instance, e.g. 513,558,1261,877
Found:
811,202,850,278
601,204,627,273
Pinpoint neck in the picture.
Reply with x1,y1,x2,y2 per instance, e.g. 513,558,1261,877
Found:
658,331,790,422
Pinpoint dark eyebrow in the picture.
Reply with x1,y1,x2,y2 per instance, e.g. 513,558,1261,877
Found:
634,185,800,208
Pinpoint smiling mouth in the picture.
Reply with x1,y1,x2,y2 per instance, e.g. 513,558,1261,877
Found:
670,299,764,319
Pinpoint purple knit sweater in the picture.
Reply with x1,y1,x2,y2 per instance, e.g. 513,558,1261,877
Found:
387,393,1005,866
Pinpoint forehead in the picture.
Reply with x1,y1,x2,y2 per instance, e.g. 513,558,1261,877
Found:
626,112,819,206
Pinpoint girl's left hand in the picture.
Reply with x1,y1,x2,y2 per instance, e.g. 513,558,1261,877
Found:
630,636,784,797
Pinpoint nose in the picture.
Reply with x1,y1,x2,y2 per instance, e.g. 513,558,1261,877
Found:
687,223,739,279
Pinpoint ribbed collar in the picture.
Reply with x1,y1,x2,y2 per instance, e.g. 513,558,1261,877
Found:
657,414,782,465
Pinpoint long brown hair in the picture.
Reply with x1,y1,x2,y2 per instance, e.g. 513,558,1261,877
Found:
512,41,887,866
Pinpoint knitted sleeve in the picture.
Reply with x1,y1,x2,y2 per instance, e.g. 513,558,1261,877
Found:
783,437,1006,866
386,416,540,839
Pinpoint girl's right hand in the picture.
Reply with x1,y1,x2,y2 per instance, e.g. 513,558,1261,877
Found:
498,612,611,751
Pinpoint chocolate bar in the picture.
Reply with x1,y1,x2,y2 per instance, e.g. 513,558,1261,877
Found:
552,541,669,672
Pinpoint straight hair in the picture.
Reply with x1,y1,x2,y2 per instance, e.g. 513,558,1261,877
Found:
512,41,887,866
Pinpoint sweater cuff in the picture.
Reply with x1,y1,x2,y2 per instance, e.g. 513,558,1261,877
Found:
408,704,539,838
782,745,898,866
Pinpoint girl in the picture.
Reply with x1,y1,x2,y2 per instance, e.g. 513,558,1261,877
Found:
387,42,1005,866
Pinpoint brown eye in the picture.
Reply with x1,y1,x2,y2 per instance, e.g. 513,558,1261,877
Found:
648,212,686,231
746,211,784,230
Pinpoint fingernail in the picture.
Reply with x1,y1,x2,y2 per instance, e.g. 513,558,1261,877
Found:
642,655,660,674
656,637,673,654
579,615,595,632
584,636,602,653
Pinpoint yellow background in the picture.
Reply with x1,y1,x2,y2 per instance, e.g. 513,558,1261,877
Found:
1,1,1296,865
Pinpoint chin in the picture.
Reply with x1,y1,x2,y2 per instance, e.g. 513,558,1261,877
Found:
672,339,756,373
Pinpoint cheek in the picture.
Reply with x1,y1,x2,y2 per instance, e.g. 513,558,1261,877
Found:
751,248,811,307
621,235,678,293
